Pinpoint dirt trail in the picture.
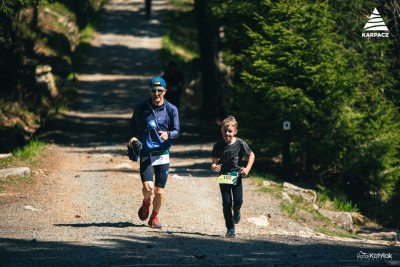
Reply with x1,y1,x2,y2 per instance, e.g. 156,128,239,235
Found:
0,0,399,266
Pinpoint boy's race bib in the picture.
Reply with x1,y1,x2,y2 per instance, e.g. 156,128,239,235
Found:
217,171,239,185
150,150,170,166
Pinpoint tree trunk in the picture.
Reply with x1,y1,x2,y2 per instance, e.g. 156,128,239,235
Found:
194,0,222,122
32,0,39,30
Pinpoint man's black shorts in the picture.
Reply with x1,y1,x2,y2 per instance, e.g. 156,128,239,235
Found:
139,155,169,188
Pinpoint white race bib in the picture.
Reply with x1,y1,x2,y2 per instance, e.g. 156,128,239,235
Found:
217,172,239,185
150,151,170,166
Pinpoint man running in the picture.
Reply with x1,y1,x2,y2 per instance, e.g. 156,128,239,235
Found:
129,76,180,228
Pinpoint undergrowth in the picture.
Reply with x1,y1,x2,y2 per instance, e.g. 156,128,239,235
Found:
254,174,366,238
0,139,45,193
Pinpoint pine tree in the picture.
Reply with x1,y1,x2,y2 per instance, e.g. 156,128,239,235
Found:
230,0,400,213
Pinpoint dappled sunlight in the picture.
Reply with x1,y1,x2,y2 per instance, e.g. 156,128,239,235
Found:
91,34,163,49
62,110,131,119
78,74,150,82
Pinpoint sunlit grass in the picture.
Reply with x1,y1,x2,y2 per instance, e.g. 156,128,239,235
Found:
254,173,364,238
0,175,34,194
162,35,198,62
279,201,297,216
12,139,45,161
315,226,360,239
80,23,96,44
333,196,358,212
162,0,198,64
0,139,45,193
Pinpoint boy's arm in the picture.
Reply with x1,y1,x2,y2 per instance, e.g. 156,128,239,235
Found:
240,151,255,177
211,157,221,172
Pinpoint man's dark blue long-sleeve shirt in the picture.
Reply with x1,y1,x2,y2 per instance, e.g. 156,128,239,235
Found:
130,99,180,155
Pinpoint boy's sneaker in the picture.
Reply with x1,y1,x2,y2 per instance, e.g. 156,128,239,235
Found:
148,216,162,229
225,228,235,238
138,199,151,221
233,210,241,224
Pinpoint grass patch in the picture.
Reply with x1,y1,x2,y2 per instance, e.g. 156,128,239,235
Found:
279,201,297,216
79,22,96,44
333,195,358,212
0,139,45,193
254,174,365,239
316,185,358,212
251,172,283,195
258,186,281,194
13,139,45,161
162,35,198,63
304,206,330,222
316,186,330,207
0,175,34,194
315,226,360,239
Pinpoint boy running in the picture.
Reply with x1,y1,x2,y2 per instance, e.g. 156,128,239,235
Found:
211,116,255,238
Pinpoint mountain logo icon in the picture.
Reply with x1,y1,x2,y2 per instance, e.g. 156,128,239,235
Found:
362,8,390,37
363,8,389,31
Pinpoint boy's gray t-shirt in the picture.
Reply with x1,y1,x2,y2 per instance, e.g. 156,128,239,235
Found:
211,138,252,173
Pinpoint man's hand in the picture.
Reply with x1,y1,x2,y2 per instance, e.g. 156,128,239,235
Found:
128,137,142,151
128,137,138,148
158,131,169,140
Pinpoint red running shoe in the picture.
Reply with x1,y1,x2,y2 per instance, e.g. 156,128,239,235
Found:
148,216,162,229
138,199,151,221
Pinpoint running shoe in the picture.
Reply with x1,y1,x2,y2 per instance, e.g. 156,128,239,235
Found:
225,228,235,238
233,209,241,224
138,199,151,221
148,216,162,229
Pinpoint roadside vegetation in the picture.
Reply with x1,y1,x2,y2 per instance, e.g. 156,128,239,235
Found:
252,175,384,239
0,139,45,193
192,0,400,229
0,0,105,193
0,0,105,152
162,0,198,64
161,0,389,238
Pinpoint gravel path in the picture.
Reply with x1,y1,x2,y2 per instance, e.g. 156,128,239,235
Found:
0,0,399,266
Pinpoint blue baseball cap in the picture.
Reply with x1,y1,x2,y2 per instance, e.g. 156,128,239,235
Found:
150,76,166,88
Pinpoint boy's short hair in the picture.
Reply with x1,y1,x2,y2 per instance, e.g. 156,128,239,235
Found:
222,115,237,129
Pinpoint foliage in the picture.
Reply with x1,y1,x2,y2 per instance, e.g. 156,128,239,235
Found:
13,138,45,160
332,196,358,213
0,138,44,193
162,0,198,64
279,201,297,216
212,0,400,227
315,226,359,239
0,0,47,17
0,0,105,151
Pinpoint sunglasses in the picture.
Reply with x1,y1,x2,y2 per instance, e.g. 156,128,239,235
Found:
150,88,165,94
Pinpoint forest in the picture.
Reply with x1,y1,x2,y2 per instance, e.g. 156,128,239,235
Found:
1,0,399,228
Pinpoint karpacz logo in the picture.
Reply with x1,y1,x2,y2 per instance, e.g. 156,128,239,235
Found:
362,8,390,38
362,32,389,38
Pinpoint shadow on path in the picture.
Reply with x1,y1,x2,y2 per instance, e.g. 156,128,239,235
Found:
1,234,398,266
54,222,145,228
